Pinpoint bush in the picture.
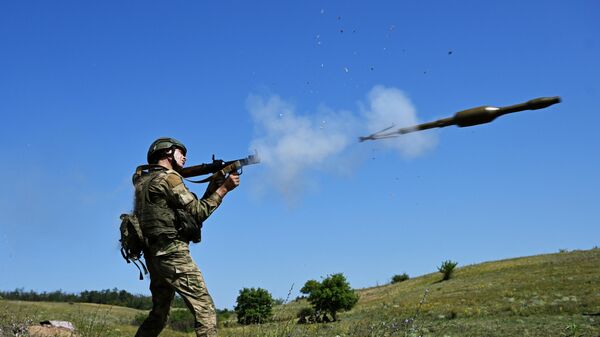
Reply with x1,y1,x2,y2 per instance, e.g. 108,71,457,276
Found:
301,273,359,322
234,287,274,325
296,307,315,324
391,273,410,284
438,260,458,281
133,309,196,332
168,308,195,332
132,312,147,326
216,308,233,323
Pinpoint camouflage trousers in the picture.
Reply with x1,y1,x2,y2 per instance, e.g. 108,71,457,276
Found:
135,240,217,337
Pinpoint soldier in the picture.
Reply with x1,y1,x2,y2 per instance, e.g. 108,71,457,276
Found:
133,137,239,337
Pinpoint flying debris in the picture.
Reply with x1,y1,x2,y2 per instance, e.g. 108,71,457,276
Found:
359,96,561,142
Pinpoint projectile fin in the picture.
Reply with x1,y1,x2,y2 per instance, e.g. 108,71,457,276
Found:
359,124,397,142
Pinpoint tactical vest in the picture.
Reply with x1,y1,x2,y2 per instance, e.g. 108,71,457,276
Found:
133,166,179,240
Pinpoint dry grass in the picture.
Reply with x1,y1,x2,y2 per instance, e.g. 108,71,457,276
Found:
0,301,187,337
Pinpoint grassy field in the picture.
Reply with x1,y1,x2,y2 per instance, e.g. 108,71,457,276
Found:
2,248,599,337
0,300,190,337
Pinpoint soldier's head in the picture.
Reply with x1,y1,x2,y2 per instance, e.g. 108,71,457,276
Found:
147,137,187,170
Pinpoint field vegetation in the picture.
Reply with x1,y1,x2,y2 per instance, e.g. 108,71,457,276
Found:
1,248,599,337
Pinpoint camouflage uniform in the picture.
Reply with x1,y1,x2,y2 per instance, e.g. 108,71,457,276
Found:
133,165,222,337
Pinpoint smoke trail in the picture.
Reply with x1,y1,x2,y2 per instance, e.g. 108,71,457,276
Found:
248,85,436,201
362,85,437,158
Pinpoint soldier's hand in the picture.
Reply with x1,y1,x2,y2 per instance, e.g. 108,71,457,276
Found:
222,172,240,192
202,172,226,198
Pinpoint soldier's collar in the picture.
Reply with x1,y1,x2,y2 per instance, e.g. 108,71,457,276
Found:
132,164,168,183
165,168,184,178
135,164,166,175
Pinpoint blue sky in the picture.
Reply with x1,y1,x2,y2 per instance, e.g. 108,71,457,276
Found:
1,1,599,309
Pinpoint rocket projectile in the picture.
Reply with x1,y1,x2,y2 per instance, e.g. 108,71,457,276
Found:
359,96,561,142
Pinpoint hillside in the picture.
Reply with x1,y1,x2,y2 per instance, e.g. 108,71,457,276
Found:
222,248,600,336
2,248,599,337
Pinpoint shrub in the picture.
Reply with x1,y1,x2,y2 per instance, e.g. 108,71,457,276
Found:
216,308,233,323
438,260,458,281
134,309,197,332
132,312,147,325
296,307,315,324
391,273,410,284
301,273,359,322
168,308,195,332
234,287,274,325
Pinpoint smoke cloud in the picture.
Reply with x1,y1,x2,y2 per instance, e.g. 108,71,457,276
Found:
362,85,438,157
248,85,437,201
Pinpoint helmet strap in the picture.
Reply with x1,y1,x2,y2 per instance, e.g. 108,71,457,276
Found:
166,148,183,171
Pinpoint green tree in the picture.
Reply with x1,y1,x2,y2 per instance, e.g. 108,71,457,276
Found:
300,280,320,295
302,273,359,322
234,287,274,325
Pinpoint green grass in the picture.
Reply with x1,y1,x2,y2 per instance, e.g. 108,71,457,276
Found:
218,248,600,337
2,248,600,336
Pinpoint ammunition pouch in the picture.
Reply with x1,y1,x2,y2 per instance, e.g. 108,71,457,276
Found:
174,209,202,243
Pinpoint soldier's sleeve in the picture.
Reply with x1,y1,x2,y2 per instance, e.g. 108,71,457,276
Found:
162,172,223,222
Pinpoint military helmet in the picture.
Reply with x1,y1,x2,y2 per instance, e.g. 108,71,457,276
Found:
147,137,187,163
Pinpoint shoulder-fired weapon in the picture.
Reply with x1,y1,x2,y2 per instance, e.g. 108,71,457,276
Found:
180,152,260,183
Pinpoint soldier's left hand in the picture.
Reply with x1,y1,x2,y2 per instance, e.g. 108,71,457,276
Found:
222,172,240,191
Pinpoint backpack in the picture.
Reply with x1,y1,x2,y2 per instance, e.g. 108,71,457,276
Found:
119,213,148,280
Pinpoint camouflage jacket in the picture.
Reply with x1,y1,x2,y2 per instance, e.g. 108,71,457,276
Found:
133,165,222,251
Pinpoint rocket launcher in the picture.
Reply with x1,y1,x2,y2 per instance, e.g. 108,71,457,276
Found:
179,152,260,183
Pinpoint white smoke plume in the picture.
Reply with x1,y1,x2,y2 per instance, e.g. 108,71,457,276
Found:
362,85,438,158
247,94,357,201
248,85,437,201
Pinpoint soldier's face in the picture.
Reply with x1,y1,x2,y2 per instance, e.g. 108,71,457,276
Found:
173,148,186,168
